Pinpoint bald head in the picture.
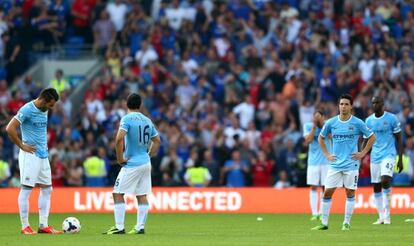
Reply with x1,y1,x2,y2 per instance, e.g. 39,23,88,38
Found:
371,96,384,116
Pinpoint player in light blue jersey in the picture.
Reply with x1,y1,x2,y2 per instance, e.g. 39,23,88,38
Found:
312,94,376,231
303,111,330,221
104,93,161,235
6,88,62,234
365,96,403,225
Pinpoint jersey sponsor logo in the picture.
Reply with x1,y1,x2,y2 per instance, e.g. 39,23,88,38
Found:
332,134,355,139
33,121,47,127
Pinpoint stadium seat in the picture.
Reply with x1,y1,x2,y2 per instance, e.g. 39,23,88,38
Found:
85,177,106,187
393,173,411,186
65,36,85,58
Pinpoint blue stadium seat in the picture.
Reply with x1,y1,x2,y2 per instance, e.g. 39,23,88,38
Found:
0,68,7,80
65,36,85,58
393,173,411,186
85,177,106,187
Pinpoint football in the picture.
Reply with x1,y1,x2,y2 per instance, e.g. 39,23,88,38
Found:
62,217,81,234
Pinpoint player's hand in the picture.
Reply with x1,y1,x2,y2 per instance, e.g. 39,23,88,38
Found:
351,152,365,160
326,154,337,162
21,144,36,154
117,157,129,166
397,159,403,173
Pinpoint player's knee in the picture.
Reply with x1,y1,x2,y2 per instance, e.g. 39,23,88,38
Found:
40,186,52,195
136,195,148,204
112,193,124,203
381,180,391,189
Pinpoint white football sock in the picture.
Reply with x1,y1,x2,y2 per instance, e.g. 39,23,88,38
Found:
321,198,332,226
18,187,33,229
344,196,355,224
383,188,391,219
319,191,324,214
374,192,383,219
114,203,125,230
310,189,318,216
136,204,149,230
39,187,52,228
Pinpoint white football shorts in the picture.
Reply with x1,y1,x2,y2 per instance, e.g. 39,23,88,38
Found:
371,157,395,183
19,150,51,187
307,165,329,186
113,163,151,196
324,168,359,190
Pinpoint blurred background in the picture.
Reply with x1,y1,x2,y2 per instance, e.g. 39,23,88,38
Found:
0,0,413,189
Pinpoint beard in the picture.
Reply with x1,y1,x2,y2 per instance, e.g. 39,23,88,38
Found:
39,106,48,112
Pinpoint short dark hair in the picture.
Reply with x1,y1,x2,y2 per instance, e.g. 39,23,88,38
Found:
314,110,324,116
126,93,142,109
339,94,353,106
39,88,59,102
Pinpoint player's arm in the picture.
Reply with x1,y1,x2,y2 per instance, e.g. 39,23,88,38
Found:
115,128,128,165
395,131,404,173
5,118,35,153
148,135,161,157
318,134,336,161
303,125,316,145
204,170,212,187
352,134,376,160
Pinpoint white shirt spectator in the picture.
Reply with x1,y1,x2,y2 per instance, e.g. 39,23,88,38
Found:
165,6,196,30
358,58,375,82
286,18,301,43
224,126,245,149
245,128,261,151
106,2,128,32
86,98,104,117
233,102,255,129
175,83,197,110
182,58,199,77
135,47,159,68
213,37,231,58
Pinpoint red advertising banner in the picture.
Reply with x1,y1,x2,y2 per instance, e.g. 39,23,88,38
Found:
1,187,414,213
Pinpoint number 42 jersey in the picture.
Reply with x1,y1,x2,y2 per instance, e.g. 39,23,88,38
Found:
119,112,158,168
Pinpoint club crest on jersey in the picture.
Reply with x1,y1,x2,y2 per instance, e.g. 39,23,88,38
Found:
348,126,354,131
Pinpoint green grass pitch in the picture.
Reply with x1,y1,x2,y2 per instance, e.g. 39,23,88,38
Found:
0,213,413,246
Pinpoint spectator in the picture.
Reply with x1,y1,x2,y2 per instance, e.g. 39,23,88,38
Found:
50,69,70,95
223,150,250,187
71,0,94,43
66,159,84,186
93,10,116,55
0,158,10,187
17,74,40,102
184,162,211,187
83,148,107,186
251,150,273,187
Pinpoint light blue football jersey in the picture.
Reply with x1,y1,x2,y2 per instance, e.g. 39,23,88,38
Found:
119,112,158,168
365,112,401,164
15,101,49,158
303,122,331,166
320,115,374,171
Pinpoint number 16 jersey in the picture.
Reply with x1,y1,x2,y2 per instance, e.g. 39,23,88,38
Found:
119,112,158,168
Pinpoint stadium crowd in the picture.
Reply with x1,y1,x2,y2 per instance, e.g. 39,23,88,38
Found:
0,0,414,188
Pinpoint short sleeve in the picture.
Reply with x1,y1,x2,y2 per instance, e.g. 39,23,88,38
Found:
320,120,331,138
15,106,28,124
358,120,373,138
150,123,159,138
303,123,312,137
392,115,401,133
119,117,129,132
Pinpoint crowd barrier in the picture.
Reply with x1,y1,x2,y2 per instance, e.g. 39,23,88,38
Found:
1,187,414,213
